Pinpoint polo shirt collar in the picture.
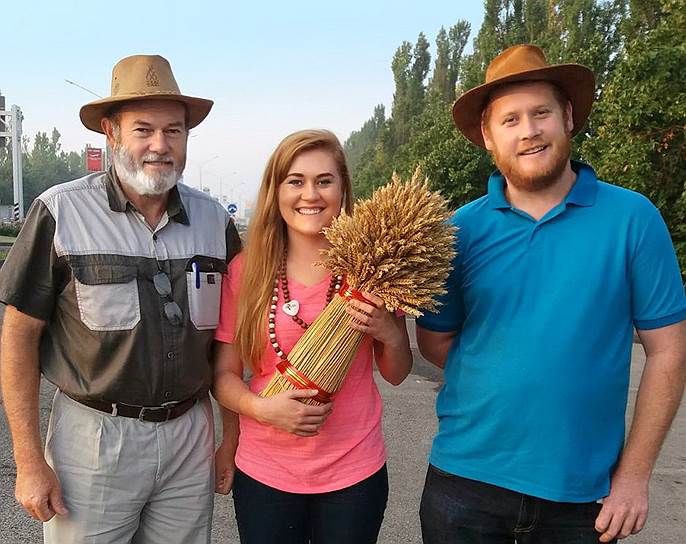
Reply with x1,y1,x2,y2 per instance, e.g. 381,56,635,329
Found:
105,166,190,225
487,160,599,210
565,161,599,207
487,173,510,209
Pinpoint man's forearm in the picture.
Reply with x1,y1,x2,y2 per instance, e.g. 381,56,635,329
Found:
416,326,456,369
616,350,686,479
0,307,46,469
374,316,413,385
219,405,239,455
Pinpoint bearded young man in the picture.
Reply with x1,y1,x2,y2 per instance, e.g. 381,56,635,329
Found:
416,44,686,544
0,55,241,543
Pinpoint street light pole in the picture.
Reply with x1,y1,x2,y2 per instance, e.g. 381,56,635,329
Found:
198,155,219,192
219,171,237,203
65,79,102,98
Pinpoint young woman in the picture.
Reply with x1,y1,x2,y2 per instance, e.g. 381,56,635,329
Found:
212,129,412,543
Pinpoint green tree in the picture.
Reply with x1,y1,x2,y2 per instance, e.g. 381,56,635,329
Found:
344,105,386,173
407,32,431,118
428,28,451,103
581,0,686,269
392,100,492,209
347,0,629,208
0,128,88,212
349,124,393,199
429,22,471,104
389,40,414,150
460,0,504,91
523,0,548,40
538,0,625,92
447,21,472,98
389,34,433,151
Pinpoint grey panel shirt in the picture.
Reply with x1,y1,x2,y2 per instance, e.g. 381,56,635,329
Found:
0,168,241,405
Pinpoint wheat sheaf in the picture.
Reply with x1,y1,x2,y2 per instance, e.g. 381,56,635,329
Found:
260,168,457,405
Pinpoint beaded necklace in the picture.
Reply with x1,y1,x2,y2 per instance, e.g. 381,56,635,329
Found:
268,253,342,360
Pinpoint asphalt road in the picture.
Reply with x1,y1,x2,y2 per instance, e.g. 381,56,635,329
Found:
1,313,685,543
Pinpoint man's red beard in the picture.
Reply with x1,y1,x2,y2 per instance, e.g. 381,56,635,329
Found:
491,134,571,192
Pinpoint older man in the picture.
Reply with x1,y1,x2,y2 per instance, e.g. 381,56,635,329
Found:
0,55,240,543
417,44,686,543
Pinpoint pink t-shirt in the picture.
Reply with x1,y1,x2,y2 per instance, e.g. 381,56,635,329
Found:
215,253,386,493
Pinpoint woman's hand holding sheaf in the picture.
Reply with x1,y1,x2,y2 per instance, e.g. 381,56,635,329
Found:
252,390,333,437
346,291,413,386
345,292,404,347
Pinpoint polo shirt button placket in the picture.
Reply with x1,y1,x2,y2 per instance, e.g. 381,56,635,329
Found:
526,223,545,251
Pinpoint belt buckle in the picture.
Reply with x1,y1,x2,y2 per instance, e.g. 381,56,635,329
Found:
138,400,182,422
139,406,172,422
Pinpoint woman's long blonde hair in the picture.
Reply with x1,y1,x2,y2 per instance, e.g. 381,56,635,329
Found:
234,129,354,373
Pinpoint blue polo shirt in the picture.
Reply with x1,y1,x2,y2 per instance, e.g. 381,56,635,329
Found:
417,161,686,502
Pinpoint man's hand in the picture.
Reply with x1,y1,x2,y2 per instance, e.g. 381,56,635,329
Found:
595,321,686,541
214,441,236,495
15,460,68,522
595,473,649,542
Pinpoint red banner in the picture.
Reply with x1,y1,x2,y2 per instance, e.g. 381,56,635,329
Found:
86,148,103,172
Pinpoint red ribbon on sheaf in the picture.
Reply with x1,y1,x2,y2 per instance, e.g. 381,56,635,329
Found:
276,360,333,404
338,280,374,306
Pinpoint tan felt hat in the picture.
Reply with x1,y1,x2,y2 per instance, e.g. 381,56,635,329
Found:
452,44,595,148
80,54,213,133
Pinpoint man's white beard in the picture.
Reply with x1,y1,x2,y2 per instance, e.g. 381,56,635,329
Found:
112,145,183,196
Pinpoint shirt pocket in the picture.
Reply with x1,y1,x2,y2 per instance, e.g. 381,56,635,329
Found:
72,264,141,331
185,256,227,330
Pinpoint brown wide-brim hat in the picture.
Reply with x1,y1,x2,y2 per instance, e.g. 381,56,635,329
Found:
452,44,595,148
80,54,214,134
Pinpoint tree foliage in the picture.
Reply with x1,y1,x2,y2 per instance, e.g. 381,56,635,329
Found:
347,1,627,206
346,0,685,269
428,22,471,104
344,105,386,174
581,0,686,269
0,129,87,213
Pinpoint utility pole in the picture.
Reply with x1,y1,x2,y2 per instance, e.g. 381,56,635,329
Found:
0,92,25,220
197,155,219,193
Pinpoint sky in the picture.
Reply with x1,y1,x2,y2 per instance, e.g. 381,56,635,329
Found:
4,1,483,209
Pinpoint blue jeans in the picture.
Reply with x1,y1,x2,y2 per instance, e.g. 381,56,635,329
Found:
420,465,615,544
232,464,388,544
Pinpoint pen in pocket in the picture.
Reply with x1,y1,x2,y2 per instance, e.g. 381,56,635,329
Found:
192,262,200,289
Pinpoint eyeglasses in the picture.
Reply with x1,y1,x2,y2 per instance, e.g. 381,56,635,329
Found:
153,272,183,326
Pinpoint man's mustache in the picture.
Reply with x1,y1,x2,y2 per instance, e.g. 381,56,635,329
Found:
140,153,174,164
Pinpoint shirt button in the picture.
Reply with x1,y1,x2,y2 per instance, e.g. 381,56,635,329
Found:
153,233,158,241
165,391,171,399
167,351,175,359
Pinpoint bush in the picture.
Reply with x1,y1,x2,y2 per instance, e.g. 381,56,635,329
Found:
0,222,22,237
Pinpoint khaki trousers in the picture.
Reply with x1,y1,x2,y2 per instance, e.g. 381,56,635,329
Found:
43,390,214,544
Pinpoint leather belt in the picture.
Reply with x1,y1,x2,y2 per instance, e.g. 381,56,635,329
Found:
66,395,200,422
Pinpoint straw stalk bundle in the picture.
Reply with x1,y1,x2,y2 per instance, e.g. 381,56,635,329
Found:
260,168,456,405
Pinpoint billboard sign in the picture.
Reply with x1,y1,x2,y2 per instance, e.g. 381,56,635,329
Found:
86,147,103,172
